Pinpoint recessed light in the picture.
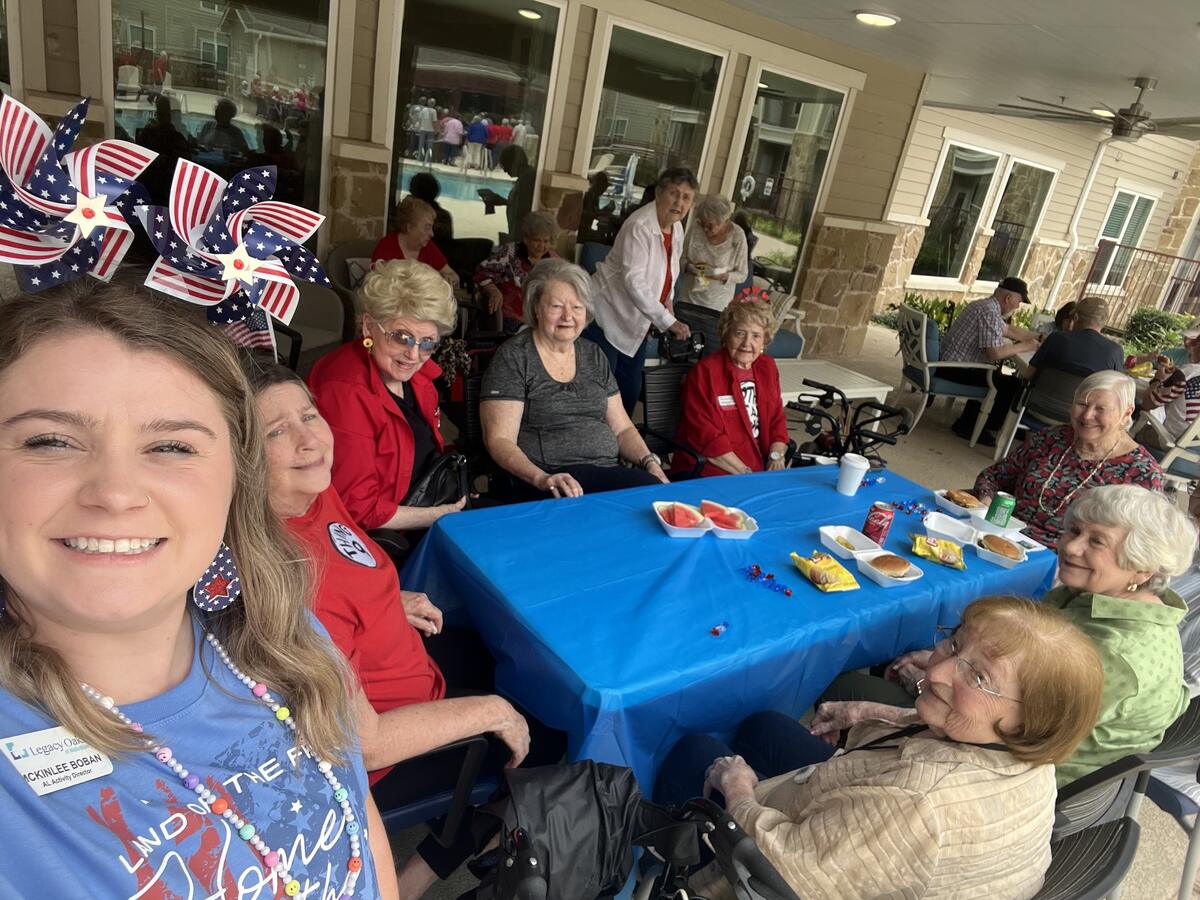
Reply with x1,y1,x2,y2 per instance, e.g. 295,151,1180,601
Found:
1091,108,1115,118
854,10,900,27
517,8,542,19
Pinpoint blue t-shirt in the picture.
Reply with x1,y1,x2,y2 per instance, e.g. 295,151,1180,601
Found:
466,121,489,144
0,615,378,899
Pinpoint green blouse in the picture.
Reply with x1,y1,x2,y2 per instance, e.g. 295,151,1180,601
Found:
1043,586,1188,786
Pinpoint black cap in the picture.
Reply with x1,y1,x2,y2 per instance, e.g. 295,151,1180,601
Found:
998,276,1030,304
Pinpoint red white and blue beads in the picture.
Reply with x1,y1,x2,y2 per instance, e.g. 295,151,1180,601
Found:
82,631,363,898
739,564,794,597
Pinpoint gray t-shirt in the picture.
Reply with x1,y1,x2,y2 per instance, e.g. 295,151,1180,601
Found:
482,330,621,470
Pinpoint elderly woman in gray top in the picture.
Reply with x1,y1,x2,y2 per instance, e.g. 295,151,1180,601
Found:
679,194,750,311
481,258,670,501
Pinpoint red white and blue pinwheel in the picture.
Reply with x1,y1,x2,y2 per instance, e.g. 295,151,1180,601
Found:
0,95,155,292
137,159,328,347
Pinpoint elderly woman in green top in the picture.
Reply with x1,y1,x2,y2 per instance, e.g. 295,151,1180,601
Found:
814,483,1194,787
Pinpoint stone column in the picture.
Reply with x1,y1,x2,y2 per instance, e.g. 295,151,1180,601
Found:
327,148,390,244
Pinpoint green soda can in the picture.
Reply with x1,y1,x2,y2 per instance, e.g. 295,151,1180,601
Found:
985,492,1016,527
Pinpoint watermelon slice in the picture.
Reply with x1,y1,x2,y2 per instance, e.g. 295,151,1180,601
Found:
658,502,705,529
701,499,751,530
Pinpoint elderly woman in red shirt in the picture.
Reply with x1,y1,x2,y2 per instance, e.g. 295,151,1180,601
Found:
307,259,466,531
673,296,790,477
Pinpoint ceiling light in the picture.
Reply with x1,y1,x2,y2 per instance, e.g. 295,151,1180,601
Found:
517,8,542,19
854,10,900,27
758,81,769,89
1091,108,1115,118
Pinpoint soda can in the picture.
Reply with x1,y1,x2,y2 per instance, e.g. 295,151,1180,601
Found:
862,502,895,546
985,492,1016,527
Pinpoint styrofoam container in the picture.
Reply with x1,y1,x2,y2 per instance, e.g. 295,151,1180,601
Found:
710,515,758,540
933,489,987,518
923,511,978,546
652,501,711,538
968,507,1028,536
819,525,882,559
856,550,923,588
974,537,1028,569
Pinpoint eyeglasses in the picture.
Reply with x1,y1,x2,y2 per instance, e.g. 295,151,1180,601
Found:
369,319,440,355
930,626,1023,704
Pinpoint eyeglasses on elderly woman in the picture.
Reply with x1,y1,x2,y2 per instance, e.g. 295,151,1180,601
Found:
367,317,440,355
928,625,1024,704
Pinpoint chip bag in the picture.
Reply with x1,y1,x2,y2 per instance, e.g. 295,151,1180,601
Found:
791,551,859,592
912,535,966,570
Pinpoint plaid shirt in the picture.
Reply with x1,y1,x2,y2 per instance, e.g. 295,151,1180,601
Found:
940,295,1006,364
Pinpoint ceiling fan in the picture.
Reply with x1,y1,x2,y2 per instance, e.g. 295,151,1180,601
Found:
996,76,1200,141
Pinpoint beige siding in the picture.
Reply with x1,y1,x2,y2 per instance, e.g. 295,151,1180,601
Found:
705,52,749,195
44,0,81,96
889,106,1197,250
349,0,379,142
555,5,596,174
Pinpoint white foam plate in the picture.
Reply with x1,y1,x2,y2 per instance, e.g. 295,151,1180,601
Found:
819,525,882,559
974,537,1028,569
652,501,711,538
710,515,758,540
933,489,986,518
856,550,923,588
968,507,1028,536
923,511,979,546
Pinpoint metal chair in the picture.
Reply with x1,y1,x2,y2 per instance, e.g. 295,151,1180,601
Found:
993,365,1090,462
639,363,706,479
674,302,722,358
897,304,998,447
323,239,376,342
578,241,611,275
1032,817,1141,900
1143,772,1200,900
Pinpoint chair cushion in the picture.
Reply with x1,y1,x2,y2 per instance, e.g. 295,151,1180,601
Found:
903,364,989,399
925,325,941,363
766,329,804,359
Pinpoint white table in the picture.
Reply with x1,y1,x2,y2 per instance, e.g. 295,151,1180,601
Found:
775,359,892,405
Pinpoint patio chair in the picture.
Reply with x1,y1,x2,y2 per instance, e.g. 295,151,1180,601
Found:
116,65,141,101
1032,817,1141,900
323,239,376,342
1143,772,1200,900
896,304,997,447
639,363,707,479
766,290,805,359
578,241,611,275
1134,411,1200,494
674,302,721,358
992,365,1090,462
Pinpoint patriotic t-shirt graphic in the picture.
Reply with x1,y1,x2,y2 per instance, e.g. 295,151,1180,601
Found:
1163,364,1200,439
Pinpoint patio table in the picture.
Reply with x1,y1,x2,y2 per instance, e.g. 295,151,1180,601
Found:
402,467,1058,791
775,358,892,405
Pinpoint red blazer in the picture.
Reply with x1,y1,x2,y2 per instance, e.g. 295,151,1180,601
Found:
672,351,788,478
307,341,445,530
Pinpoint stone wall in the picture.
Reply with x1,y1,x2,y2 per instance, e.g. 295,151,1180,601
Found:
796,218,898,357
327,154,389,244
1157,147,1200,256
1021,240,1067,308
875,223,924,312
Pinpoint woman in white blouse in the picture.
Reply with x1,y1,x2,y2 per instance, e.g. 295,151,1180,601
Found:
678,194,749,311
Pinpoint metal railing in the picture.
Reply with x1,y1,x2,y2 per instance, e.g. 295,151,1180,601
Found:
1077,240,1200,329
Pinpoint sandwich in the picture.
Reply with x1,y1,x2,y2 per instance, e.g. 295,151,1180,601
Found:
944,489,984,509
868,553,913,578
979,534,1023,560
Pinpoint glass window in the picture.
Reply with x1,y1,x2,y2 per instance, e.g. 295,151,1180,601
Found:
589,26,722,217
1093,190,1156,287
977,162,1055,282
388,0,560,245
732,69,844,291
112,0,329,216
912,144,1000,279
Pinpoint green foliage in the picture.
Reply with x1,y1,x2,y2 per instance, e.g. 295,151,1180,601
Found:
745,213,804,247
759,247,797,269
1009,307,1034,331
1122,306,1191,355
901,292,958,332
871,309,899,329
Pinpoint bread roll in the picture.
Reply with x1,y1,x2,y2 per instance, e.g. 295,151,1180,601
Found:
945,489,983,509
868,553,912,577
980,534,1022,560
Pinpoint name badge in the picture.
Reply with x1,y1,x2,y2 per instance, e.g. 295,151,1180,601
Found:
717,394,736,408
3,725,113,796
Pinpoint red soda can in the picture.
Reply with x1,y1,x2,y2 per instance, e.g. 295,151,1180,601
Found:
862,502,895,546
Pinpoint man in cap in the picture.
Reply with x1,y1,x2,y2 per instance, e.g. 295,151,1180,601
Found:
938,276,1043,446
1023,295,1123,382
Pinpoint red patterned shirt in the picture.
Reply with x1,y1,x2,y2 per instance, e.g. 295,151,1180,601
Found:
973,425,1164,549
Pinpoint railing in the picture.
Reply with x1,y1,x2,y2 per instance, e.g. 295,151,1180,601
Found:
1077,240,1200,329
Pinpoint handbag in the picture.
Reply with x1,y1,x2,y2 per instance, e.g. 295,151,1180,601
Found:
656,329,706,364
402,451,469,508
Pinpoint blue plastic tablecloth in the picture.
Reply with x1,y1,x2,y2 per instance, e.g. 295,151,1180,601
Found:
403,467,1058,791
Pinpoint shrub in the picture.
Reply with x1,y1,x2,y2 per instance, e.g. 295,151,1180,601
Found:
1123,306,1191,354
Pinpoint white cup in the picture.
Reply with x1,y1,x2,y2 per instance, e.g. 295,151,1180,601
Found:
836,453,871,497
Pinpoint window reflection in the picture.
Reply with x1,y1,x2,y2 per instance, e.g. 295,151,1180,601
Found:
112,0,328,214
389,0,559,245
590,26,721,218
978,162,1054,282
732,70,843,290
913,145,1000,279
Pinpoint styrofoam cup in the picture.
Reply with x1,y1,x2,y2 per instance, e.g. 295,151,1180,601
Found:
837,453,871,496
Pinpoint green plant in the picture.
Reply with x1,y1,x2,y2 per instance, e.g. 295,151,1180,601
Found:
1122,306,1191,355
902,292,959,332
1009,307,1034,331
759,247,797,269
871,309,899,329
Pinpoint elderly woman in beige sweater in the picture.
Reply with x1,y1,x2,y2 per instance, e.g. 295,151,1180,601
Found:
655,596,1104,899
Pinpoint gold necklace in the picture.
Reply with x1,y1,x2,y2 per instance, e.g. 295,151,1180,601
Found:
1037,437,1121,515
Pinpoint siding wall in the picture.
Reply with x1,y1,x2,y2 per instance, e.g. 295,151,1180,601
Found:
348,0,377,142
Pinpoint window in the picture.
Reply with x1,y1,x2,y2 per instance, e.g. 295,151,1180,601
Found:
731,68,844,290
977,161,1055,282
388,0,560,243
912,144,1000,279
1091,189,1156,287
112,0,331,215
608,117,628,139
589,25,723,216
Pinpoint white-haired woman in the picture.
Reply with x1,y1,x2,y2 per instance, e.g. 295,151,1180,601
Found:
973,370,1162,548
308,259,464,532
678,194,749,311
473,209,558,332
482,258,669,500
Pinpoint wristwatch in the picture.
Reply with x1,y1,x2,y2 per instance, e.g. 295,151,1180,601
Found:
768,450,784,461
639,452,663,470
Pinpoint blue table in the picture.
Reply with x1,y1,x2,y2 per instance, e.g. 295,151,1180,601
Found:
403,467,1058,791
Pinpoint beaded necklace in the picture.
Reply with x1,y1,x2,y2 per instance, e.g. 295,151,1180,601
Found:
1036,436,1122,515
82,631,363,899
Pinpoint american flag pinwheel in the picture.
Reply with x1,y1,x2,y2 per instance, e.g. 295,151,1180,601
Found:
0,95,156,292
137,159,328,353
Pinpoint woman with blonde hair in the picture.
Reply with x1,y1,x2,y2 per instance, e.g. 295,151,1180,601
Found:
372,195,461,288
0,285,396,898
308,258,464,531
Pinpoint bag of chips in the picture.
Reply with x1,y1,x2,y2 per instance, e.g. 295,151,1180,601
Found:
911,535,966,570
790,551,860,592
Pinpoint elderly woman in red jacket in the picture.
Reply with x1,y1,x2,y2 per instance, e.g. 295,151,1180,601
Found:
673,296,790,477
307,259,466,530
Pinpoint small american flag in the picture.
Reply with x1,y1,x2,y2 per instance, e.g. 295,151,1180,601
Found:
1184,376,1200,425
212,304,275,352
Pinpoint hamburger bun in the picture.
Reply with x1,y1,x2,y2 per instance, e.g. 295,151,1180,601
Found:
980,534,1023,560
945,489,984,509
868,553,913,578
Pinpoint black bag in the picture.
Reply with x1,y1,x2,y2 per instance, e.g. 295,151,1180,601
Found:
402,451,469,507
656,329,706,364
